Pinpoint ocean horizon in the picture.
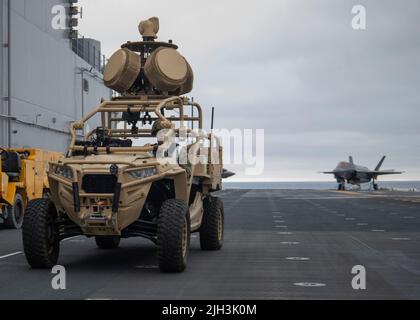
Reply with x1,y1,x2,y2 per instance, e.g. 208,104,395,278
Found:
223,181,420,191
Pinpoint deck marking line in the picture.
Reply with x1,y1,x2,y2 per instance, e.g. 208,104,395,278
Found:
136,265,159,269
0,251,22,260
294,282,326,287
286,257,310,261
62,236,82,242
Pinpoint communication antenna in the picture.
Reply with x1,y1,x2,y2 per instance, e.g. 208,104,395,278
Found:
191,97,194,131
209,107,215,158
211,107,215,133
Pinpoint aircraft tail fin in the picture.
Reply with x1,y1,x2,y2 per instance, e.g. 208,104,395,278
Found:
375,156,386,171
349,156,354,165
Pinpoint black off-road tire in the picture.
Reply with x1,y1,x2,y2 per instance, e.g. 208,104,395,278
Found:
22,198,60,269
157,199,190,273
5,193,24,229
200,197,224,251
95,236,121,249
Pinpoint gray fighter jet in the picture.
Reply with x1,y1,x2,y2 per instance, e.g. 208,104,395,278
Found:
322,156,404,190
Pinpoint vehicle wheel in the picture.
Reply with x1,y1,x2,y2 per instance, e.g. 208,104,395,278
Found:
157,199,190,273
22,198,60,269
95,236,120,249
5,193,24,229
200,197,224,251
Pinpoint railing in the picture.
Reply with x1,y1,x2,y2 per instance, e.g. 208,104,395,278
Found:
71,32,106,73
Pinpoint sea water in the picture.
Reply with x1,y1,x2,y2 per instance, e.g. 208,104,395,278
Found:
223,181,420,191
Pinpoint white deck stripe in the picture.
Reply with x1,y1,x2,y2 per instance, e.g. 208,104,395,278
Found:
62,236,82,242
0,251,22,260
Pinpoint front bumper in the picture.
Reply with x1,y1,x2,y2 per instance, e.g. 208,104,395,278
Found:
48,164,159,236
53,178,152,236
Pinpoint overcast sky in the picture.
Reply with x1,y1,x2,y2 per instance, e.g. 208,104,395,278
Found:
79,0,420,181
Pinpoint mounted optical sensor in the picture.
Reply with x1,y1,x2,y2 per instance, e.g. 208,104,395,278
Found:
110,164,119,175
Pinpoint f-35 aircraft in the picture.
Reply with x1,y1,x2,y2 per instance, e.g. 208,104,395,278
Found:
322,156,404,190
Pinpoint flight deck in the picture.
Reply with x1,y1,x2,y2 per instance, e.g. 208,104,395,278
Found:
0,189,419,300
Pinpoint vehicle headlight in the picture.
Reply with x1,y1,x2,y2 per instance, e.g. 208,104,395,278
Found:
54,165,73,179
129,167,157,180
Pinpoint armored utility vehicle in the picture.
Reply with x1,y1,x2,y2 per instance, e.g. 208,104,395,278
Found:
22,17,231,273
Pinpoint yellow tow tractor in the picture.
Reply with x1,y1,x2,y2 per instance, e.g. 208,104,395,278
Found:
0,148,62,229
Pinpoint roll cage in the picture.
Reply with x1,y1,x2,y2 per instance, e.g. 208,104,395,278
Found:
67,96,209,157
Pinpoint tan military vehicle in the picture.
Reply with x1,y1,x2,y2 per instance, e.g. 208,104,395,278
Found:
22,18,231,273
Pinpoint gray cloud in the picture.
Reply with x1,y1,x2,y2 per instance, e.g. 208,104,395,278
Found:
79,0,420,181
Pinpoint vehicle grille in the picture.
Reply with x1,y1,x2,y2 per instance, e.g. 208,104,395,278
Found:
82,174,117,194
